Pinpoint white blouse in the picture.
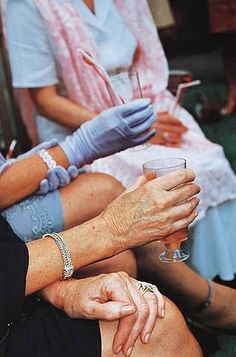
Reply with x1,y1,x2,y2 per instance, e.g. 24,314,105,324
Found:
7,0,137,88
6,0,137,141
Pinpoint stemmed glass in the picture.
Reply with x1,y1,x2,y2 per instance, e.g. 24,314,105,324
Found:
142,157,190,263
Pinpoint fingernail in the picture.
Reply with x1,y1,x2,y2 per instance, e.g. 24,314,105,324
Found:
144,333,151,343
121,305,135,314
114,345,122,354
126,346,133,356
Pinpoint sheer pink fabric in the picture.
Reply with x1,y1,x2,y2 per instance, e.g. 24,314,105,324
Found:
34,0,169,110
1,0,168,143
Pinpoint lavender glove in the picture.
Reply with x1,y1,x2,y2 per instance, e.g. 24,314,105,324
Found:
60,98,156,167
37,165,79,195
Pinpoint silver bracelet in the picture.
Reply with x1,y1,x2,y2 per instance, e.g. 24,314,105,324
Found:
42,232,74,280
38,149,57,169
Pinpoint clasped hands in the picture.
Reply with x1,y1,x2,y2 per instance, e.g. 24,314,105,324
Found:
42,272,164,357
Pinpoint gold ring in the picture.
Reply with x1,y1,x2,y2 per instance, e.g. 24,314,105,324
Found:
138,282,155,295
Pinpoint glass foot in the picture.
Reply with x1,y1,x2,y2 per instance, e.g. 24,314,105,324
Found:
159,249,190,263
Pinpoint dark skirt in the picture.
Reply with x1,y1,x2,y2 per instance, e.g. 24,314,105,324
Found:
5,304,101,357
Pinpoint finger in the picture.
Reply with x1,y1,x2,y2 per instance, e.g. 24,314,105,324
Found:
164,132,183,141
151,285,165,318
47,169,60,191
148,168,196,191
158,113,186,127
122,176,147,195
121,98,151,117
55,166,71,186
157,123,187,133
116,281,150,356
166,197,200,222
126,105,154,126
129,113,156,136
148,135,166,145
37,179,49,195
132,128,156,145
99,273,137,354
86,300,136,320
130,280,165,342
139,290,161,344
172,210,198,232
168,183,200,205
165,141,182,147
68,165,79,179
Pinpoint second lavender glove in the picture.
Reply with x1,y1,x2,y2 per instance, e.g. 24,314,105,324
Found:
59,98,156,167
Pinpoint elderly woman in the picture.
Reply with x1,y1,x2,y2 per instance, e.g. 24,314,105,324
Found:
0,167,201,356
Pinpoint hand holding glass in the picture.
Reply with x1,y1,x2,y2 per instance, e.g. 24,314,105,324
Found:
142,158,190,263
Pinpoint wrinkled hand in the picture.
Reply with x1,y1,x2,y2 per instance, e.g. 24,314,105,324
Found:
41,272,165,356
100,169,200,250
148,112,188,147
60,98,156,167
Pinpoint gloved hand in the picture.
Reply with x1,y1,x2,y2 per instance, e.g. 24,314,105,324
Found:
60,98,156,166
37,165,79,195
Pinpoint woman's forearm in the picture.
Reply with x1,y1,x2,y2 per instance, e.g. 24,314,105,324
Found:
25,215,116,295
30,85,97,128
0,146,68,209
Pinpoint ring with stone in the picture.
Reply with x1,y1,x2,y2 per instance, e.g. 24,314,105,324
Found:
138,282,155,295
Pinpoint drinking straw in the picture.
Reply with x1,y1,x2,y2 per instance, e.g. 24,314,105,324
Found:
78,49,123,105
6,139,17,159
171,80,201,114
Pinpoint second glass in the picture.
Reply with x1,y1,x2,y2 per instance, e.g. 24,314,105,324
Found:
107,71,142,105
107,71,151,151
142,157,190,263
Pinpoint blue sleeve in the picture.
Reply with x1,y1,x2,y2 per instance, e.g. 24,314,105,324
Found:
6,0,58,88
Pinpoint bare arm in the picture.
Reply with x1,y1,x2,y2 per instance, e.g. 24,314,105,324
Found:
0,146,68,209
26,214,113,295
29,85,97,129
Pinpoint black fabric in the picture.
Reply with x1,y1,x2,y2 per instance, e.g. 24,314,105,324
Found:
0,216,101,356
0,216,28,344
6,305,101,357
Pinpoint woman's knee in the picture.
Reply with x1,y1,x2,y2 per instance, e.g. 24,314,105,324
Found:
60,172,124,228
86,172,124,202
151,297,202,357
100,298,202,357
